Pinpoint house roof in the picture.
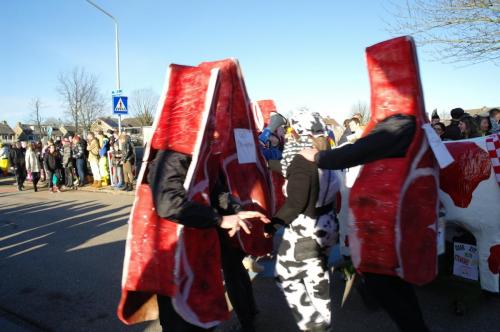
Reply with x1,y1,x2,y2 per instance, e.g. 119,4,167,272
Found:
121,117,143,127
18,124,43,135
0,122,15,135
94,117,119,129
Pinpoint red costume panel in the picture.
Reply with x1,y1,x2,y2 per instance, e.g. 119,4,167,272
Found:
349,37,439,285
118,60,273,327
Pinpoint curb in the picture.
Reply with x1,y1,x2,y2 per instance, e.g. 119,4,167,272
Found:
77,185,135,196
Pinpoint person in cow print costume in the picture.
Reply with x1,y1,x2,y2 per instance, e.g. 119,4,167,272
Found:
265,109,340,332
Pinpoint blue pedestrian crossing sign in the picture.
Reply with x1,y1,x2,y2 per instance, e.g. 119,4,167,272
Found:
113,96,128,115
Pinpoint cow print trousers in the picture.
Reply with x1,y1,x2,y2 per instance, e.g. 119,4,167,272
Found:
276,212,337,331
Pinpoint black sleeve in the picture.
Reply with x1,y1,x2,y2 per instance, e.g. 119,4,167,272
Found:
147,150,221,228
273,155,313,225
316,115,416,170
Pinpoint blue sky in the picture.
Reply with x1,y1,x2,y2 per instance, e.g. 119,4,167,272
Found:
1,0,498,127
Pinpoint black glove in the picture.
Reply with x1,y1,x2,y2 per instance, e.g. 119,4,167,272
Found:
264,217,285,236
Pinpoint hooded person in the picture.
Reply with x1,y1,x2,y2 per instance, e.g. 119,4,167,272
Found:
431,109,440,125
118,64,270,332
300,37,438,332
280,110,326,177
265,109,339,332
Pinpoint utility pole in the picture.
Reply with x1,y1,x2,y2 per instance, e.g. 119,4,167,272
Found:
85,0,122,133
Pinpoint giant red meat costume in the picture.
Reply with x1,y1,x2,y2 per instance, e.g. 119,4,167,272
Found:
118,59,273,327
348,36,439,285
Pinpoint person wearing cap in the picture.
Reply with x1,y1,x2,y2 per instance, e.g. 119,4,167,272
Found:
442,107,464,140
265,110,339,332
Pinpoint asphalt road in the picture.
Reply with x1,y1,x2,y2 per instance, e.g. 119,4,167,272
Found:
1,177,499,332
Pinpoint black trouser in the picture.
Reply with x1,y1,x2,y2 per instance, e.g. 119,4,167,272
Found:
15,167,26,189
65,166,74,187
363,273,429,332
31,172,40,191
218,230,258,330
157,295,214,332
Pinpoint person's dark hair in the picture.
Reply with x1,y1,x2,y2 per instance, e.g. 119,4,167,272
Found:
489,108,499,116
459,114,480,138
434,122,446,133
476,116,492,132
343,119,351,128
450,108,465,120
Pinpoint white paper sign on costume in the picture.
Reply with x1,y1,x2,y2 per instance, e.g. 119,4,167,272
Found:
453,242,479,281
422,124,454,169
345,165,362,188
234,128,257,164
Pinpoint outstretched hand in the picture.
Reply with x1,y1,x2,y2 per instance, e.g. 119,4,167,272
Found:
220,211,270,237
299,148,319,162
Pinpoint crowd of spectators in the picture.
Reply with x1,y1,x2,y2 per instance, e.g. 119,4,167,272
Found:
432,107,500,140
0,129,136,193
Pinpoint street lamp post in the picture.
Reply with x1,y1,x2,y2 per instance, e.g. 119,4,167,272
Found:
85,0,122,133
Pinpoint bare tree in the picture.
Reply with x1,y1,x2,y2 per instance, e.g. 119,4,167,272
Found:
57,67,104,134
349,101,370,125
439,109,449,121
386,0,500,65
28,97,44,136
130,88,159,126
44,117,64,128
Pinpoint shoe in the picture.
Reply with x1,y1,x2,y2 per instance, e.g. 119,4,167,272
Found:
34,186,38,192
101,179,109,187
95,181,102,188
55,187,61,193
126,184,133,192
120,183,128,191
91,180,97,187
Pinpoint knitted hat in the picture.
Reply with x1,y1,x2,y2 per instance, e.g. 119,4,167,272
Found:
289,109,326,137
